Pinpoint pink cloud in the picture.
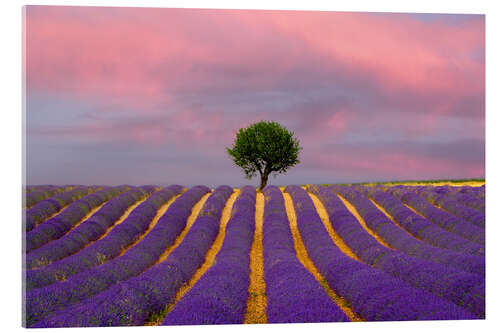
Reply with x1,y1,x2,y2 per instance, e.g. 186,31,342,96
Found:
309,149,483,180
25,6,484,184
26,7,484,109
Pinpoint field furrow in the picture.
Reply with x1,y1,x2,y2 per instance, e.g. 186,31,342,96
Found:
244,191,267,324
162,188,255,325
282,190,356,322
22,182,485,326
358,187,484,256
25,187,152,268
389,187,485,245
330,186,485,275
32,186,234,327
286,185,479,320
25,186,183,290
309,186,484,316
25,186,130,253
26,202,107,268
25,185,211,326
25,186,69,209
335,193,394,249
417,188,485,228
26,186,98,232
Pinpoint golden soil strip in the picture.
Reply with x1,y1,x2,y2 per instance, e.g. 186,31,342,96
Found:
172,191,239,305
115,191,185,257
36,199,80,227
29,202,109,267
282,192,363,322
147,190,239,326
42,188,99,221
244,192,267,324
94,196,151,242
423,199,461,217
402,202,428,219
68,194,155,256
405,198,478,226
62,202,108,237
336,194,393,250
154,192,212,265
308,193,360,261
369,198,418,239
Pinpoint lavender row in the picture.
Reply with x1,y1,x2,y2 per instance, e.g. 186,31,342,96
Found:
314,185,484,316
25,186,68,209
435,185,484,213
340,185,485,264
25,185,195,327
25,186,97,232
26,186,159,269
25,186,146,253
33,186,233,327
416,188,485,228
456,185,485,201
285,185,477,321
362,187,484,256
388,187,484,245
26,185,178,290
446,190,484,214
25,185,71,194
163,186,256,325
262,186,349,323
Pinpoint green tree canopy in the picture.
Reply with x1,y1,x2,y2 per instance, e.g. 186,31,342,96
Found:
226,121,302,190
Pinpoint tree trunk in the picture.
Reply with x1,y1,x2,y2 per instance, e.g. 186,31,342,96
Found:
259,173,269,191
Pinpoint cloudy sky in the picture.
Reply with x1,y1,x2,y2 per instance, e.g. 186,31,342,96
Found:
25,6,485,187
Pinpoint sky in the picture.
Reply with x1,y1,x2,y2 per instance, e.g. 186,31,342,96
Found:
24,6,485,187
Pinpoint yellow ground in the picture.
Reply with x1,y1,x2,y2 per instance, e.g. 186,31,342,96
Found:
308,193,360,261
30,202,108,268
67,202,107,235
115,191,185,256
95,196,150,243
336,194,393,250
244,192,267,324
282,191,363,322
369,198,417,239
148,190,240,325
155,192,212,264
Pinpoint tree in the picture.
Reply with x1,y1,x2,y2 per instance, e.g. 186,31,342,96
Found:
226,121,302,191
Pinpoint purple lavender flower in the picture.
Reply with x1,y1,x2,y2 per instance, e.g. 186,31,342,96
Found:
285,185,479,321
26,185,230,327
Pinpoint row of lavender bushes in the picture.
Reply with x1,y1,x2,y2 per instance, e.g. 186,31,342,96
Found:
413,185,484,213
329,185,485,276
26,186,161,269
309,185,484,317
26,185,182,290
162,185,256,324
25,186,140,255
407,186,484,227
23,182,485,326
25,186,98,232
25,186,69,209
356,186,484,256
388,187,484,245
262,186,349,323
29,185,231,327
285,185,477,321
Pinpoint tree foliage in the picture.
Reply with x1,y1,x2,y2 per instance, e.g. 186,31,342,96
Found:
226,121,302,190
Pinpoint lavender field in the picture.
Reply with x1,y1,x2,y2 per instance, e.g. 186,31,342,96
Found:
22,182,485,327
